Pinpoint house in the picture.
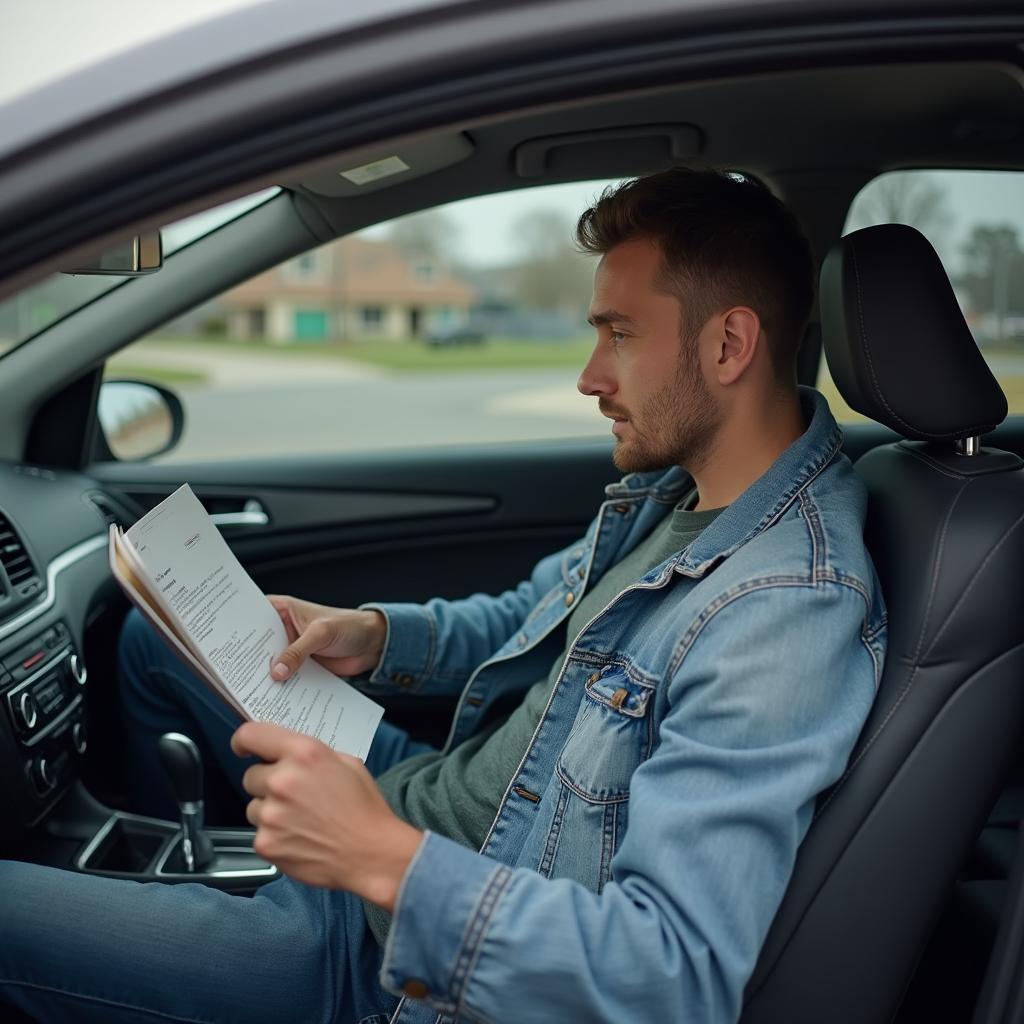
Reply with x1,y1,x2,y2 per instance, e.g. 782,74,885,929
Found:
217,234,477,342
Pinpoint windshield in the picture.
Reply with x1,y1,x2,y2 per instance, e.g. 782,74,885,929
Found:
0,187,279,357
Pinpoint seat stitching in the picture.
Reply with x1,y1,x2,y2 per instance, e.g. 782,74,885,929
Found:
0,979,220,1024
851,241,917,436
922,506,1024,660
815,479,968,814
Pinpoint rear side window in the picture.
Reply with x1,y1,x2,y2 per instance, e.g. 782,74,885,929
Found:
821,170,1024,421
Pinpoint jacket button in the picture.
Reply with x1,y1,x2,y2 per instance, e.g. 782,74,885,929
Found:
613,503,630,514
587,672,601,684
402,978,430,999
394,673,415,687
564,592,575,607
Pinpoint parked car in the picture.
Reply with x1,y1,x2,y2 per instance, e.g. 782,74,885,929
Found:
1,1,1023,1021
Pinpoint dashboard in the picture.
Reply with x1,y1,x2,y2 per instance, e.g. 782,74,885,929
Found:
0,461,134,830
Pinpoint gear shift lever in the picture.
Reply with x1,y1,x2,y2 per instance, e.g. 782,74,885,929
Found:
157,732,215,872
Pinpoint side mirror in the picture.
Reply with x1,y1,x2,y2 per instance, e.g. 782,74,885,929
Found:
98,379,184,460
61,231,163,276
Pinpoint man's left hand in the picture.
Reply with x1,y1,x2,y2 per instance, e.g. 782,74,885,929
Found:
231,721,423,912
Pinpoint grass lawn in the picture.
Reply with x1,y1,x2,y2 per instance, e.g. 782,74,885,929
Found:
139,335,595,372
104,361,209,388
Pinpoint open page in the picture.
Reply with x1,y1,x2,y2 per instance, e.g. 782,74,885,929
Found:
114,484,382,760
109,529,250,720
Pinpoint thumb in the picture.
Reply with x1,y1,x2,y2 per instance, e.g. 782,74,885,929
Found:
271,619,330,681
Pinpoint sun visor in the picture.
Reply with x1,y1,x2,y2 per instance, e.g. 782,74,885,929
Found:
296,133,475,197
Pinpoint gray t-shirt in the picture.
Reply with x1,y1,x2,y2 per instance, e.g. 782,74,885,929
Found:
365,494,724,944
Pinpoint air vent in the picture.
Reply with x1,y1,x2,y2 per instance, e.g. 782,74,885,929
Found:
0,513,35,588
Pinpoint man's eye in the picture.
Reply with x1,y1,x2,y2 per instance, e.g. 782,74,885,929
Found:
610,331,628,344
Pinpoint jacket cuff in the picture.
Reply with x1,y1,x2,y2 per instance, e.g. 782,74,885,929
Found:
358,602,435,692
380,831,513,1015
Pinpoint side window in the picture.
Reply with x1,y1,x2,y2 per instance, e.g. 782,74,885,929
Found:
105,182,616,463
820,170,1024,421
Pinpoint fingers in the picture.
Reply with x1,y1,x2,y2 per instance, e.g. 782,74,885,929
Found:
267,594,300,644
245,797,262,827
231,720,304,761
271,617,333,681
241,761,272,797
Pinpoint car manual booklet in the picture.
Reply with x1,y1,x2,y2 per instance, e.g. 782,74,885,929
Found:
108,483,383,760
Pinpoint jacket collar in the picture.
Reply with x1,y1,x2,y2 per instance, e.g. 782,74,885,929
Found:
604,387,844,578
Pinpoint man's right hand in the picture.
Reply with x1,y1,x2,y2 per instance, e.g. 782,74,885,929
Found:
267,596,387,681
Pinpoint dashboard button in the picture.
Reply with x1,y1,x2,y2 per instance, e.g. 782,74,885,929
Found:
21,650,45,672
72,721,88,755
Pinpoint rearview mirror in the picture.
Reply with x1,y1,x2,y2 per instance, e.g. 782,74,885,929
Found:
98,379,184,460
61,231,163,276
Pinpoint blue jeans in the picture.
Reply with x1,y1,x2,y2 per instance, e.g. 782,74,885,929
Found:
0,610,435,1023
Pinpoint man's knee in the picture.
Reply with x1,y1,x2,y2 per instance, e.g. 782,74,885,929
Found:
0,861,58,959
117,609,193,711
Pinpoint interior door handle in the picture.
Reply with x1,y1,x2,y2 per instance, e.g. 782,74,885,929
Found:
210,499,269,529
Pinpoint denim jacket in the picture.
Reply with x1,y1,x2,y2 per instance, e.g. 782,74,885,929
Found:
362,388,886,1024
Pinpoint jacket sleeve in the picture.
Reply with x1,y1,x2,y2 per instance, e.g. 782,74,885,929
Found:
379,581,882,1022
358,532,585,697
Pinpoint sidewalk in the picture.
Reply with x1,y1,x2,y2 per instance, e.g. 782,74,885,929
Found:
111,340,387,389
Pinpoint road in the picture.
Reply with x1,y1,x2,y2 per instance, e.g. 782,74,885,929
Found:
123,342,1024,463
160,368,610,462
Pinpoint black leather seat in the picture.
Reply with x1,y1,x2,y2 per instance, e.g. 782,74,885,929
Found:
741,224,1024,1024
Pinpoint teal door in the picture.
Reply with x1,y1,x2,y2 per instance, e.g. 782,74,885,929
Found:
294,309,328,340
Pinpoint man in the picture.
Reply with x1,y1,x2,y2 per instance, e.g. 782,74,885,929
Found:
0,167,885,1024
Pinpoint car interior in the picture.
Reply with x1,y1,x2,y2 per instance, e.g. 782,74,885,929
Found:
1,3,1024,1021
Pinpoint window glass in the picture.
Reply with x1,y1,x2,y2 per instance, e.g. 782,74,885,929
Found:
821,170,1024,420
106,181,620,463
0,188,279,357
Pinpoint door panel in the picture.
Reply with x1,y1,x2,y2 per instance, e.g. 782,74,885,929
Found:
89,439,617,607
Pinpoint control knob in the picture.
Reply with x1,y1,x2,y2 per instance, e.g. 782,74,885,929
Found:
32,756,55,791
73,721,88,755
17,691,39,731
68,653,87,687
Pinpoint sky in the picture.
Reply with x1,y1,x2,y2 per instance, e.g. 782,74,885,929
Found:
0,0,270,104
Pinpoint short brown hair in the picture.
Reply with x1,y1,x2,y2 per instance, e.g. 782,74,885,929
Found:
575,167,814,379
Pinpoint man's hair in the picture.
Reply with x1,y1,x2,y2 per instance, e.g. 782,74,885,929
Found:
575,167,815,380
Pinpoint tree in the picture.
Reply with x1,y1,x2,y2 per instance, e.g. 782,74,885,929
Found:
958,223,1024,340
508,208,595,313
385,209,461,263
846,172,953,252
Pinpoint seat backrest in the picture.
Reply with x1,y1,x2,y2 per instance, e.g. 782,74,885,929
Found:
742,224,1024,1024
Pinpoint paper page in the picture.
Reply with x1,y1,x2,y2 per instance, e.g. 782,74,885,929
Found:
123,485,383,759
109,526,250,721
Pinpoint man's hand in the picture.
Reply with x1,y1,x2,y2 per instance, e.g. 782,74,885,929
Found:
267,595,386,681
232,721,423,911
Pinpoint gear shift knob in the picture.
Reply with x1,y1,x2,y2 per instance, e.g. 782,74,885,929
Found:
157,732,204,805
157,732,214,871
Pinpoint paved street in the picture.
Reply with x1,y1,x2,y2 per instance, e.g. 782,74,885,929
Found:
118,342,1024,463
111,340,610,462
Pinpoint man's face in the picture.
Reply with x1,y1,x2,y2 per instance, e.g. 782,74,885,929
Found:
579,237,722,474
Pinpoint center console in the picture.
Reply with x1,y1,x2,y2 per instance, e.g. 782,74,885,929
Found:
76,811,278,891
0,619,88,827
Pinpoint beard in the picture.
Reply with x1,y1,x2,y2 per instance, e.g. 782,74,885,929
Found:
603,340,722,474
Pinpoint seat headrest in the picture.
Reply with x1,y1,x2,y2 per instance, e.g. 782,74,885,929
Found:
820,223,1007,441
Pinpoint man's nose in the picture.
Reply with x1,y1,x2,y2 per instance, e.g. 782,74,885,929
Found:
578,344,615,397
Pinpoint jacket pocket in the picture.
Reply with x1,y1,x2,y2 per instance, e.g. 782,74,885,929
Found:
555,668,655,803
540,668,654,891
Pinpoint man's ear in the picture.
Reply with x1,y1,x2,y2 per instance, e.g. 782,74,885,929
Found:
713,306,762,386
